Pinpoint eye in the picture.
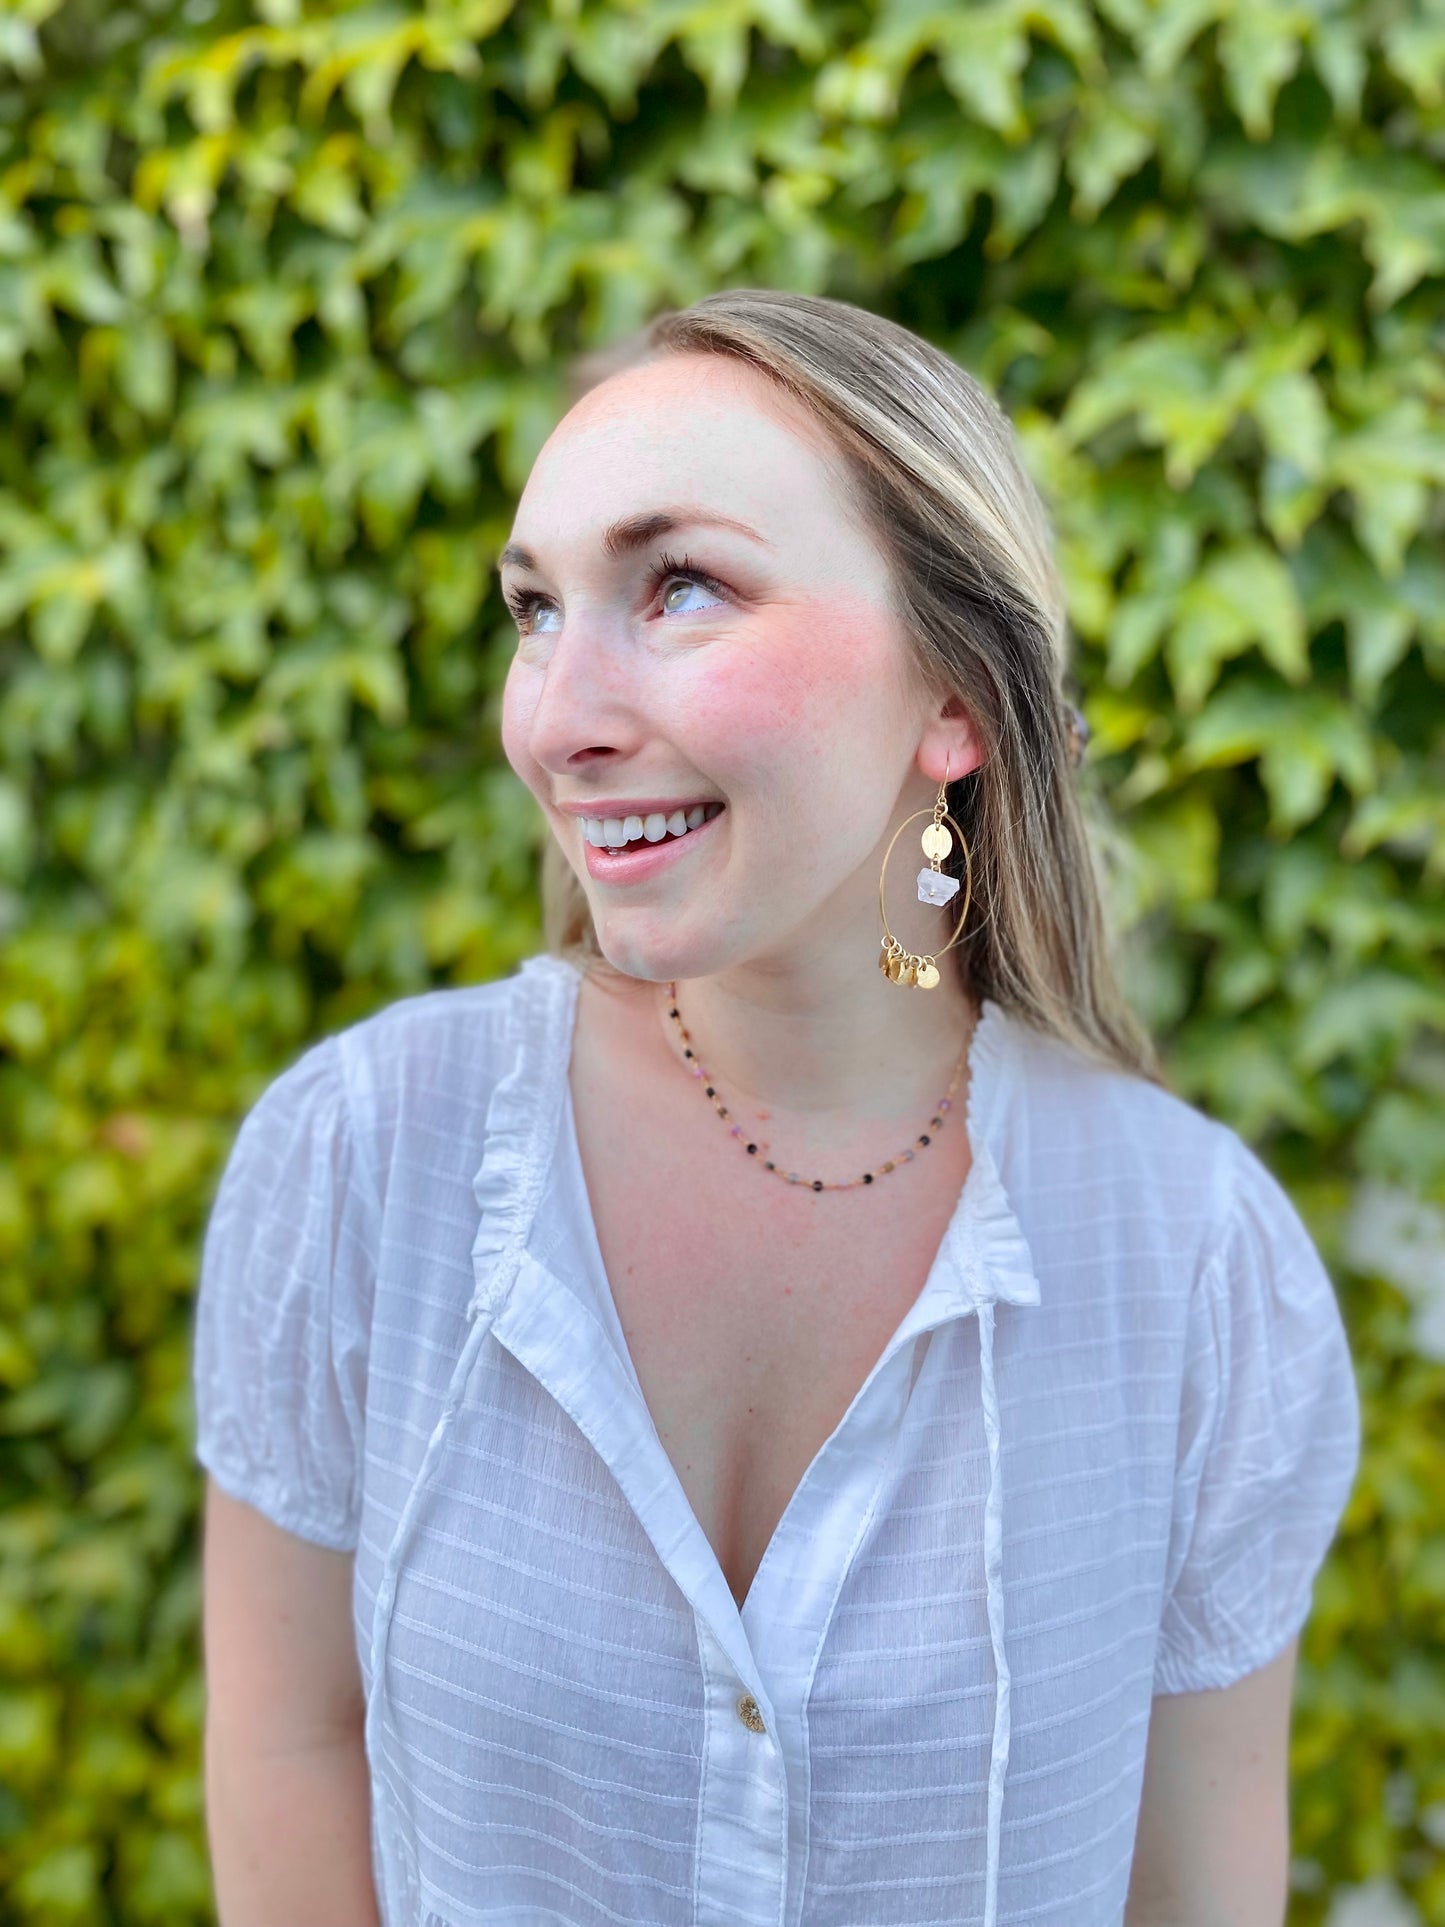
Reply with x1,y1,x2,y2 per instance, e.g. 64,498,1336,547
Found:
502,586,560,634
650,552,729,619
502,552,730,635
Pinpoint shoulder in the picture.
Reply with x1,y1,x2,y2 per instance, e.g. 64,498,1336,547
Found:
331,952,571,1101
995,1007,1238,1257
995,1006,1348,1352
318,952,576,1195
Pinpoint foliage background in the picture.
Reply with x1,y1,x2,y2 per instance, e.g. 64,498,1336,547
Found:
0,0,1442,1919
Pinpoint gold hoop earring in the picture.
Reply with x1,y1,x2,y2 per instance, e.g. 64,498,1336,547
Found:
878,752,973,990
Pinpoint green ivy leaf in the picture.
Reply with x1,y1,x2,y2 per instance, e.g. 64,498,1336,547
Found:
1165,543,1309,712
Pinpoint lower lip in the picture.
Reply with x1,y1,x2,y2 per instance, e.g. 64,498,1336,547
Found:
580,808,726,883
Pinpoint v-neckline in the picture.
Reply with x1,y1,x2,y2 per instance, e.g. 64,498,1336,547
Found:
546,961,1015,1616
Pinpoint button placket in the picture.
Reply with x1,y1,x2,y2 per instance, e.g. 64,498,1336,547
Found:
695,1620,787,1925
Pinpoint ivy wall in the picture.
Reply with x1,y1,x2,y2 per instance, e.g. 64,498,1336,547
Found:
0,0,1442,1919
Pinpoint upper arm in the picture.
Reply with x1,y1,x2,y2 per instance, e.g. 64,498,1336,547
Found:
201,1477,365,1754
1126,1635,1298,1927
191,1034,376,1553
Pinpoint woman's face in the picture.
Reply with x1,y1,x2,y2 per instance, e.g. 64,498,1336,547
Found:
499,350,949,986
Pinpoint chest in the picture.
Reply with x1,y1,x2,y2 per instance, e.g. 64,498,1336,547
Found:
567,1039,974,1613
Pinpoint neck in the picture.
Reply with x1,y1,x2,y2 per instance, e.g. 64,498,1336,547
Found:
651,950,979,1150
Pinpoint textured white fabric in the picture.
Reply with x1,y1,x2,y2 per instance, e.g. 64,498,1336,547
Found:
191,951,1361,1927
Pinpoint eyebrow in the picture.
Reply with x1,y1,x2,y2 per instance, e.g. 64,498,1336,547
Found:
498,508,772,573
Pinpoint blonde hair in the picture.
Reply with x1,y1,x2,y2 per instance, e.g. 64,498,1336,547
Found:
537,287,1166,1089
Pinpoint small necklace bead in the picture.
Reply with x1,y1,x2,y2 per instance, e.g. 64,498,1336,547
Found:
665,982,970,1192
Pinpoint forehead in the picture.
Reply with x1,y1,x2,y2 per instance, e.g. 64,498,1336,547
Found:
511,352,859,543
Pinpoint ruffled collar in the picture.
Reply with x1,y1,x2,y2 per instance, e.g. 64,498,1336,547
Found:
468,953,1042,1319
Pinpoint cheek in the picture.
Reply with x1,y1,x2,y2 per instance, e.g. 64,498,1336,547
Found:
687,602,902,776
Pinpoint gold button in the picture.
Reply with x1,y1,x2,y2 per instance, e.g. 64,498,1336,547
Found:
736,1693,766,1733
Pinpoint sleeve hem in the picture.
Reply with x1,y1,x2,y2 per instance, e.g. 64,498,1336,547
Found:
1152,1584,1314,1695
198,1447,360,1553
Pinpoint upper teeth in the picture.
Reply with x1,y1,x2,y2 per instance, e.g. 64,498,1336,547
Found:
583,802,723,848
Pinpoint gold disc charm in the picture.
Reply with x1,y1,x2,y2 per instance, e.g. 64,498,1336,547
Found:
915,961,940,989
920,822,952,861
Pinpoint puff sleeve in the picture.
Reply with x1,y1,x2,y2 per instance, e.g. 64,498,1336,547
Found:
190,1034,377,1551
1153,1133,1361,1694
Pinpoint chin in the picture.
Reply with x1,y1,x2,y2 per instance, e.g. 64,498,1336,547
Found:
591,940,691,986
588,921,726,987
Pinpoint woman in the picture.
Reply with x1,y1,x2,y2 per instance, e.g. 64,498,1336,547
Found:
194,289,1360,1927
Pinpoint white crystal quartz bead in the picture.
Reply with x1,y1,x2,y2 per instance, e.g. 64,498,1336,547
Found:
917,868,960,905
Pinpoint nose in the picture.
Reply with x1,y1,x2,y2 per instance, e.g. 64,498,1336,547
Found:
521,608,646,782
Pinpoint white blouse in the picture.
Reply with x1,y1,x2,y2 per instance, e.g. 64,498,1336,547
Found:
191,951,1361,1927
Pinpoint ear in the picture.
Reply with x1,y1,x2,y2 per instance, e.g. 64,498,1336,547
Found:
918,697,985,787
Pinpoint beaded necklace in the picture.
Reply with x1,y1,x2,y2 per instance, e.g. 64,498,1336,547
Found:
664,982,972,1193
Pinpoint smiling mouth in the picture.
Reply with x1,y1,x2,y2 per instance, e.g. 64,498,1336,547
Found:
582,802,726,853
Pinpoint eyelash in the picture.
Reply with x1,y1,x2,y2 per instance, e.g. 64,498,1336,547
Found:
502,551,730,631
